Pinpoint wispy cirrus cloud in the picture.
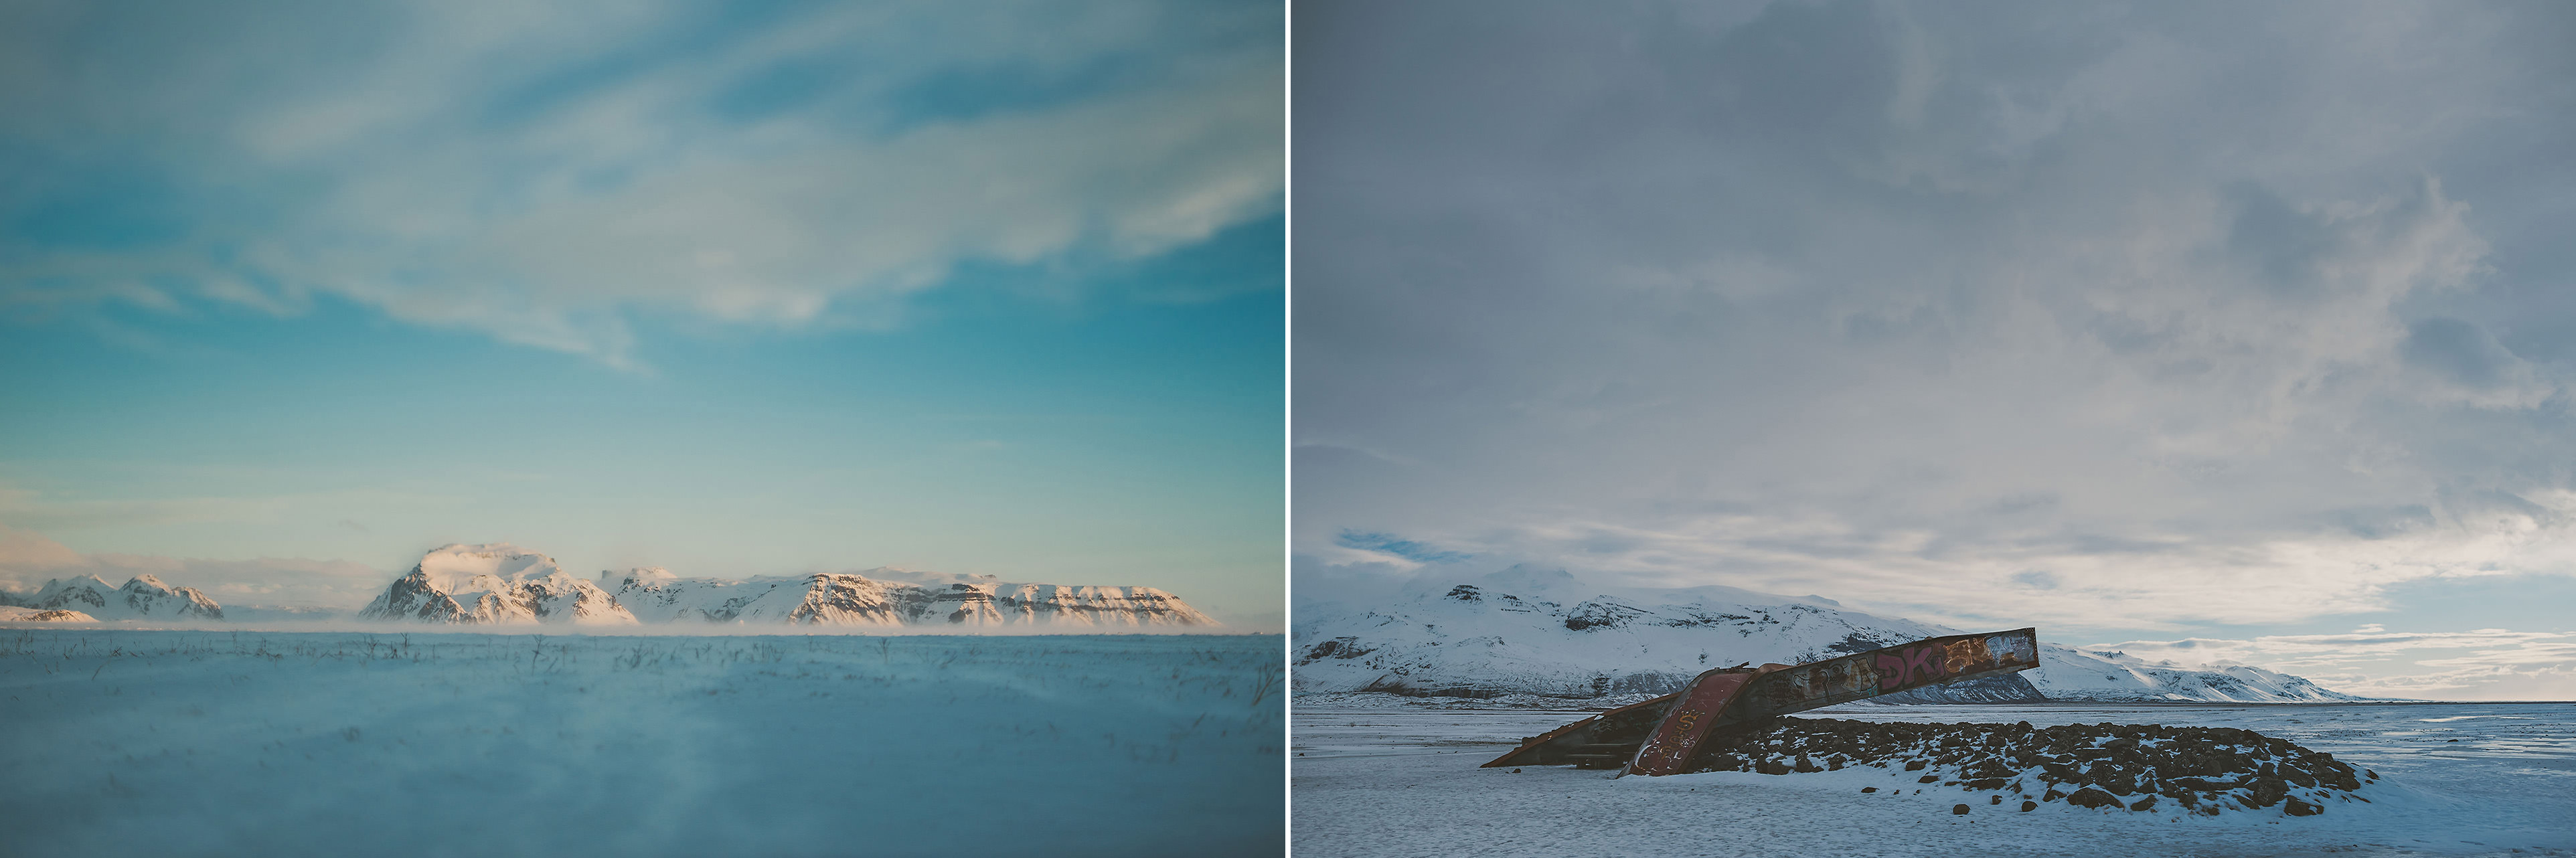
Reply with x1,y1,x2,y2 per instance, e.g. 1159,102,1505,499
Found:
0,0,1282,367
1332,529,1471,565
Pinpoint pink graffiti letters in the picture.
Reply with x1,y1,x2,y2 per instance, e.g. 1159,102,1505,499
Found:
1875,644,1948,690
1906,645,1944,679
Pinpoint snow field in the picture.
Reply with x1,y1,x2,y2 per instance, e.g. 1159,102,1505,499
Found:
0,630,1285,857
1291,701,2576,858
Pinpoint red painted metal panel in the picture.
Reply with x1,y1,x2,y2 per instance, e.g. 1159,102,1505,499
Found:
1477,693,1678,768
1624,669,1756,776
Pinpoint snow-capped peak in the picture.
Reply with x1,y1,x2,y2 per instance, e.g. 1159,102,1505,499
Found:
603,566,679,586
21,574,223,621
414,543,564,592
359,544,635,626
31,574,120,604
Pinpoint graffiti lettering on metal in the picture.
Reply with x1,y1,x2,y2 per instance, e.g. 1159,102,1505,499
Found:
1625,629,2036,775
1747,628,2038,714
1480,628,2040,772
1883,644,1945,687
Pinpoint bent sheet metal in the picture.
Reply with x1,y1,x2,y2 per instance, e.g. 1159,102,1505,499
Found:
1482,628,2040,775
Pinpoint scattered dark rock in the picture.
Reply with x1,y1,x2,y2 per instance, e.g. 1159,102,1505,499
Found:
1672,716,2370,817
1861,787,1877,793
2251,776,2289,808
2285,798,2323,817
1951,804,1971,815
2066,787,2122,809
1511,768,1521,774
2019,800,2038,812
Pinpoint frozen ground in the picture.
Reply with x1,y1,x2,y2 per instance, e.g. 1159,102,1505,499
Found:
1293,697,2575,858
0,630,1284,857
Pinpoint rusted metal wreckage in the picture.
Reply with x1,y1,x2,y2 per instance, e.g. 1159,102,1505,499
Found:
1483,628,2041,776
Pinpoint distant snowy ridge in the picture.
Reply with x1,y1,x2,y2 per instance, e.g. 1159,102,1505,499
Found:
0,606,98,622
607,566,1218,628
359,544,635,626
3,574,223,621
2026,644,2357,703
1292,565,2365,704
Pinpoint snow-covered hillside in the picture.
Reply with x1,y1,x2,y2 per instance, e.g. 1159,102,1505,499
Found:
359,543,635,625
1292,565,2363,703
609,569,926,626
607,566,1218,628
7,574,223,621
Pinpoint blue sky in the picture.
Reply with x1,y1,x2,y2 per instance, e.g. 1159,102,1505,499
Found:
0,0,1283,626
1294,0,2576,697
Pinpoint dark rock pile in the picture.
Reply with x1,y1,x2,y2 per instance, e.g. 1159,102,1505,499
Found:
1684,717,2379,816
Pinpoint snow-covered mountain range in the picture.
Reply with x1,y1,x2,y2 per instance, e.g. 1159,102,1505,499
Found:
358,544,636,625
0,574,224,621
3,543,1219,630
352,543,1218,628
1292,565,2364,704
608,566,1215,628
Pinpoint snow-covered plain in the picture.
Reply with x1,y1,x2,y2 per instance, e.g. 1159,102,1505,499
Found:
1292,699,2576,858
0,630,1283,857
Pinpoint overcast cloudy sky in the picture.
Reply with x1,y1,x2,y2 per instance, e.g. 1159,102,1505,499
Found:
1,1,1282,626
1293,0,2576,698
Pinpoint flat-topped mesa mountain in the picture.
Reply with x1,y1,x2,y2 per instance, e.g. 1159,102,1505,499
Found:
360,543,636,626
607,566,1218,628
6,574,223,621
1293,565,2364,704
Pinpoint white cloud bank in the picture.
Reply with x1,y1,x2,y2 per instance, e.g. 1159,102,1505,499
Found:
2099,626,2576,701
1293,0,2576,696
